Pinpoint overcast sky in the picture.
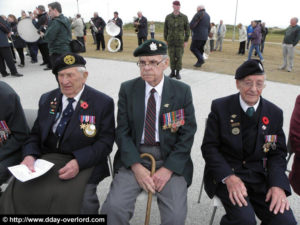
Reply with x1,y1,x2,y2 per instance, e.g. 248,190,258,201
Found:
1,0,299,28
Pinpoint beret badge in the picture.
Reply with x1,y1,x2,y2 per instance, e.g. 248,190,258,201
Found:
64,55,76,65
150,42,158,51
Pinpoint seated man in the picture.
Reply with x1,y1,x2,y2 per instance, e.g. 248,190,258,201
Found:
201,59,296,225
101,39,197,225
0,81,29,190
0,53,115,214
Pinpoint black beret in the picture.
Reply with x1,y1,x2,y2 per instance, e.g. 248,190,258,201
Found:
133,39,167,57
52,53,86,75
235,59,264,80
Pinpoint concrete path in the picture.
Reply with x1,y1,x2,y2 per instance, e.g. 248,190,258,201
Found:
1,56,299,224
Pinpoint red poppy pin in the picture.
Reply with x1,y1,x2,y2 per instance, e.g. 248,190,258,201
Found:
262,116,269,125
80,101,88,109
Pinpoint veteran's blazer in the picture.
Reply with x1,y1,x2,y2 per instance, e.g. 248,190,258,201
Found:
22,85,115,184
113,76,197,186
201,93,291,198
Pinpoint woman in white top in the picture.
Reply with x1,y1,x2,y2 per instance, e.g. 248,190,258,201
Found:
238,23,247,55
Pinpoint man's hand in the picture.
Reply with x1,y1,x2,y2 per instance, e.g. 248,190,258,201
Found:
225,175,248,207
152,167,173,192
184,42,188,48
21,155,36,172
131,163,155,193
58,159,79,180
266,187,290,214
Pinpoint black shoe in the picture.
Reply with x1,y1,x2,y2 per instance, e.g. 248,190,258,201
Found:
175,70,181,80
1,73,10,77
169,69,176,78
194,61,204,67
31,60,38,64
102,48,105,51
18,64,25,68
43,67,52,71
11,73,23,77
40,62,47,66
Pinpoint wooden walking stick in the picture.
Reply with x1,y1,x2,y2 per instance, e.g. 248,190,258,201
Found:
140,153,156,225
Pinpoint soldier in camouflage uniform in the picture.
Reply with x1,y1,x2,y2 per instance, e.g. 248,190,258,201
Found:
164,0,190,80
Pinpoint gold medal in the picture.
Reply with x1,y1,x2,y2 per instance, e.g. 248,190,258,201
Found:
80,123,86,129
232,127,240,135
83,124,96,137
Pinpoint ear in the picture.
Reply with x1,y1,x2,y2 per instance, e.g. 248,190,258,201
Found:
163,57,169,69
236,80,240,91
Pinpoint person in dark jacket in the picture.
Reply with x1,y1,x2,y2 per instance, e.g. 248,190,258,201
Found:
248,21,264,61
111,11,123,51
260,22,268,53
0,16,23,77
134,11,148,46
189,5,210,68
7,14,26,67
92,12,106,51
201,59,296,225
0,81,29,191
43,2,71,66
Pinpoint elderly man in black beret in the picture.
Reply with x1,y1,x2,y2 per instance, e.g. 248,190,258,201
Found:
201,59,296,225
0,53,115,214
101,39,197,225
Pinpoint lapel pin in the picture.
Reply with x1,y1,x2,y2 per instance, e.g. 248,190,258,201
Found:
232,127,240,135
262,125,266,130
231,114,237,119
164,104,169,108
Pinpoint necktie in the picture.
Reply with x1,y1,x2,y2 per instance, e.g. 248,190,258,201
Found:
144,89,156,145
55,98,75,137
246,107,255,117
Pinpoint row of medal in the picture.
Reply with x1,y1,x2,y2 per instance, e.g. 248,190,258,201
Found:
263,135,277,153
79,115,97,137
162,109,185,133
0,120,11,146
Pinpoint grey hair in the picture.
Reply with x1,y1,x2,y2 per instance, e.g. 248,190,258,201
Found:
77,67,87,75
292,17,298,23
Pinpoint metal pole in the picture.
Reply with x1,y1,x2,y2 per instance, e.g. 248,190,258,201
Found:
232,0,238,41
76,0,79,14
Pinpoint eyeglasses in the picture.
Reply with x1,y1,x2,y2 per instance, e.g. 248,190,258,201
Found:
137,58,166,68
241,80,265,90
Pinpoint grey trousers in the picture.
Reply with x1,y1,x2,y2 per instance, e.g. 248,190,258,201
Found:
81,183,99,214
281,43,294,71
101,167,187,225
215,36,224,51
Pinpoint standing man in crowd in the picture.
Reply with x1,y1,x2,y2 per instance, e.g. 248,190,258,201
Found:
279,17,300,72
134,11,148,46
36,5,52,70
202,59,297,225
92,12,106,51
215,20,226,51
0,81,29,194
164,1,190,80
101,39,197,225
189,5,210,68
247,21,254,50
248,20,264,61
72,14,85,52
0,15,23,77
111,11,123,52
260,22,268,54
43,2,71,67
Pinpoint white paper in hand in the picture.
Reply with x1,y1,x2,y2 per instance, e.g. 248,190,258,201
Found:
8,159,54,182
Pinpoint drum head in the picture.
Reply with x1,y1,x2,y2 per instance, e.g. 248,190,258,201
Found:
17,18,40,43
106,22,120,36
107,37,121,52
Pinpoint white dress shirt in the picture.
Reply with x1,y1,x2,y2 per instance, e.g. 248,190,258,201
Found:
239,94,260,113
52,85,85,133
141,76,164,143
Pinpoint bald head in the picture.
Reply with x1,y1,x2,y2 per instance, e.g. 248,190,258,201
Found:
197,5,205,11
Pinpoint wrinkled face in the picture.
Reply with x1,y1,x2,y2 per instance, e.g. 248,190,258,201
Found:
138,55,169,87
236,75,265,106
57,67,88,98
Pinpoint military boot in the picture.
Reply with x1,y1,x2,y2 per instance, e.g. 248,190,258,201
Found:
175,70,181,80
169,69,175,78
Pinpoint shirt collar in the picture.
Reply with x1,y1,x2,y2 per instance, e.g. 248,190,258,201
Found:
62,85,85,105
239,94,260,113
145,76,164,98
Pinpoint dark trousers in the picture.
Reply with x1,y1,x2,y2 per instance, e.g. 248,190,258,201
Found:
38,43,51,68
76,36,86,52
138,36,147,46
238,41,246,54
0,47,18,75
150,32,155,39
27,42,38,62
116,35,123,50
216,184,296,225
16,48,25,65
10,46,16,60
190,40,206,63
210,40,214,52
96,33,105,50
260,40,265,53
246,37,251,49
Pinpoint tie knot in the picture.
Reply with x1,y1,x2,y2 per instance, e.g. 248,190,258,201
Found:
150,88,156,94
246,107,255,117
67,98,75,104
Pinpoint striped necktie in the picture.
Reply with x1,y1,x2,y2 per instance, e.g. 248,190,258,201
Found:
55,98,75,137
144,88,156,145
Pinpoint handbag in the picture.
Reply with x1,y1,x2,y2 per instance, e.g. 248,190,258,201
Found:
70,39,84,53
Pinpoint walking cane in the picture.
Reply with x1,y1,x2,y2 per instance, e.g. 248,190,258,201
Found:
140,153,156,225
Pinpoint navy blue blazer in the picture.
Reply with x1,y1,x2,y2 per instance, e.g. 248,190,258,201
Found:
137,16,148,39
0,17,11,48
201,93,291,198
22,85,115,184
190,9,210,41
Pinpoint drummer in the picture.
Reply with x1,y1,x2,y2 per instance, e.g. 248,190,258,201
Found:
101,39,197,225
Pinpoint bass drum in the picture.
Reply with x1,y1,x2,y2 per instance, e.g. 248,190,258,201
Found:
107,37,121,52
17,18,40,43
106,21,120,37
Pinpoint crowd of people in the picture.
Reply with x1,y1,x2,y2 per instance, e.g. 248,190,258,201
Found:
0,1,300,224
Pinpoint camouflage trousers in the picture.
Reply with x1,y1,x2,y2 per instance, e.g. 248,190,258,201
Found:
168,46,184,70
